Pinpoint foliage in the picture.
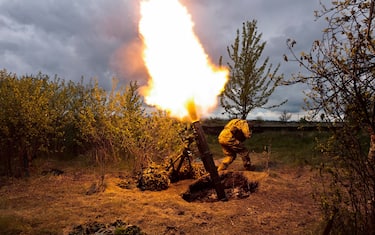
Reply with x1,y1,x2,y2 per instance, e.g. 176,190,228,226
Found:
285,0,375,233
219,20,285,120
0,70,58,176
105,81,187,173
0,69,186,177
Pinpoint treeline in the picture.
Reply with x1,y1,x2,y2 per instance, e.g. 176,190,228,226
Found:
0,69,187,177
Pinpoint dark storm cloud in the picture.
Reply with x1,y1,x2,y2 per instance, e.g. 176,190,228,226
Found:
182,0,323,119
0,0,139,89
0,0,327,119
259,15,326,119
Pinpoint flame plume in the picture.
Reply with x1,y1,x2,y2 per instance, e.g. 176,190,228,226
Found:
139,0,228,121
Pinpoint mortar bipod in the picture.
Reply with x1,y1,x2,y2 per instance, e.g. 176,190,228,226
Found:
166,135,195,183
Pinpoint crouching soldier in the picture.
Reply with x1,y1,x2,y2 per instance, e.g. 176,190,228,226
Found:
217,119,252,171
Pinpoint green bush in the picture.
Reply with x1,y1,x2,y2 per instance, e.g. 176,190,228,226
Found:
0,70,186,176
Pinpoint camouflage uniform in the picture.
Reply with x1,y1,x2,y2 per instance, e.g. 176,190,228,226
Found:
217,119,252,171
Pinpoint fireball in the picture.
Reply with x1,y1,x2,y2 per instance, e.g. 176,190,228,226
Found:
138,0,228,121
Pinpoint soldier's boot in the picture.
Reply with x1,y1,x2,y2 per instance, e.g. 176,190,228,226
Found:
240,151,253,171
217,162,228,171
217,156,233,171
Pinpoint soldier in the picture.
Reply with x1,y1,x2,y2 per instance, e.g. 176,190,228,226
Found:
217,119,252,171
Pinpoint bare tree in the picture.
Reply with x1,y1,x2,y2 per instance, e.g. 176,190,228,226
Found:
279,110,292,122
285,0,375,233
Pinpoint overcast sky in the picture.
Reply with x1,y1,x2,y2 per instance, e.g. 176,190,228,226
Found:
0,0,326,120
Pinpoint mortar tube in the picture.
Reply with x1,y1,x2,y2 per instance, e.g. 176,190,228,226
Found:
191,120,227,201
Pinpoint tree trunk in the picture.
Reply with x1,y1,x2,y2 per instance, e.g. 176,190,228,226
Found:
369,134,375,234
369,134,375,162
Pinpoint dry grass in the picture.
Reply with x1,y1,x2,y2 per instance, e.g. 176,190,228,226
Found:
0,154,323,235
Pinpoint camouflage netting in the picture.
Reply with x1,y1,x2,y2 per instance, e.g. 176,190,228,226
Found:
68,219,146,235
137,162,171,191
137,159,207,191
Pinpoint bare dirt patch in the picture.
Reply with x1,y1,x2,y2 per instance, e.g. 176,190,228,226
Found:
0,154,323,235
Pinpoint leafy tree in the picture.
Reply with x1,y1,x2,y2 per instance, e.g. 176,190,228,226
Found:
0,70,56,176
219,20,286,120
285,0,375,233
113,81,186,173
0,69,188,177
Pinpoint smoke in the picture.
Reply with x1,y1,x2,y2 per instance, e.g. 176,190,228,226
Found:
110,38,148,85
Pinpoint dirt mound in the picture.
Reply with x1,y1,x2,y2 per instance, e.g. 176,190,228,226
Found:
182,171,259,202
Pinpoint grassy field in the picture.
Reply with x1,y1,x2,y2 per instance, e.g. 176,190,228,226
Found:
0,129,325,235
206,129,326,167
0,129,336,234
